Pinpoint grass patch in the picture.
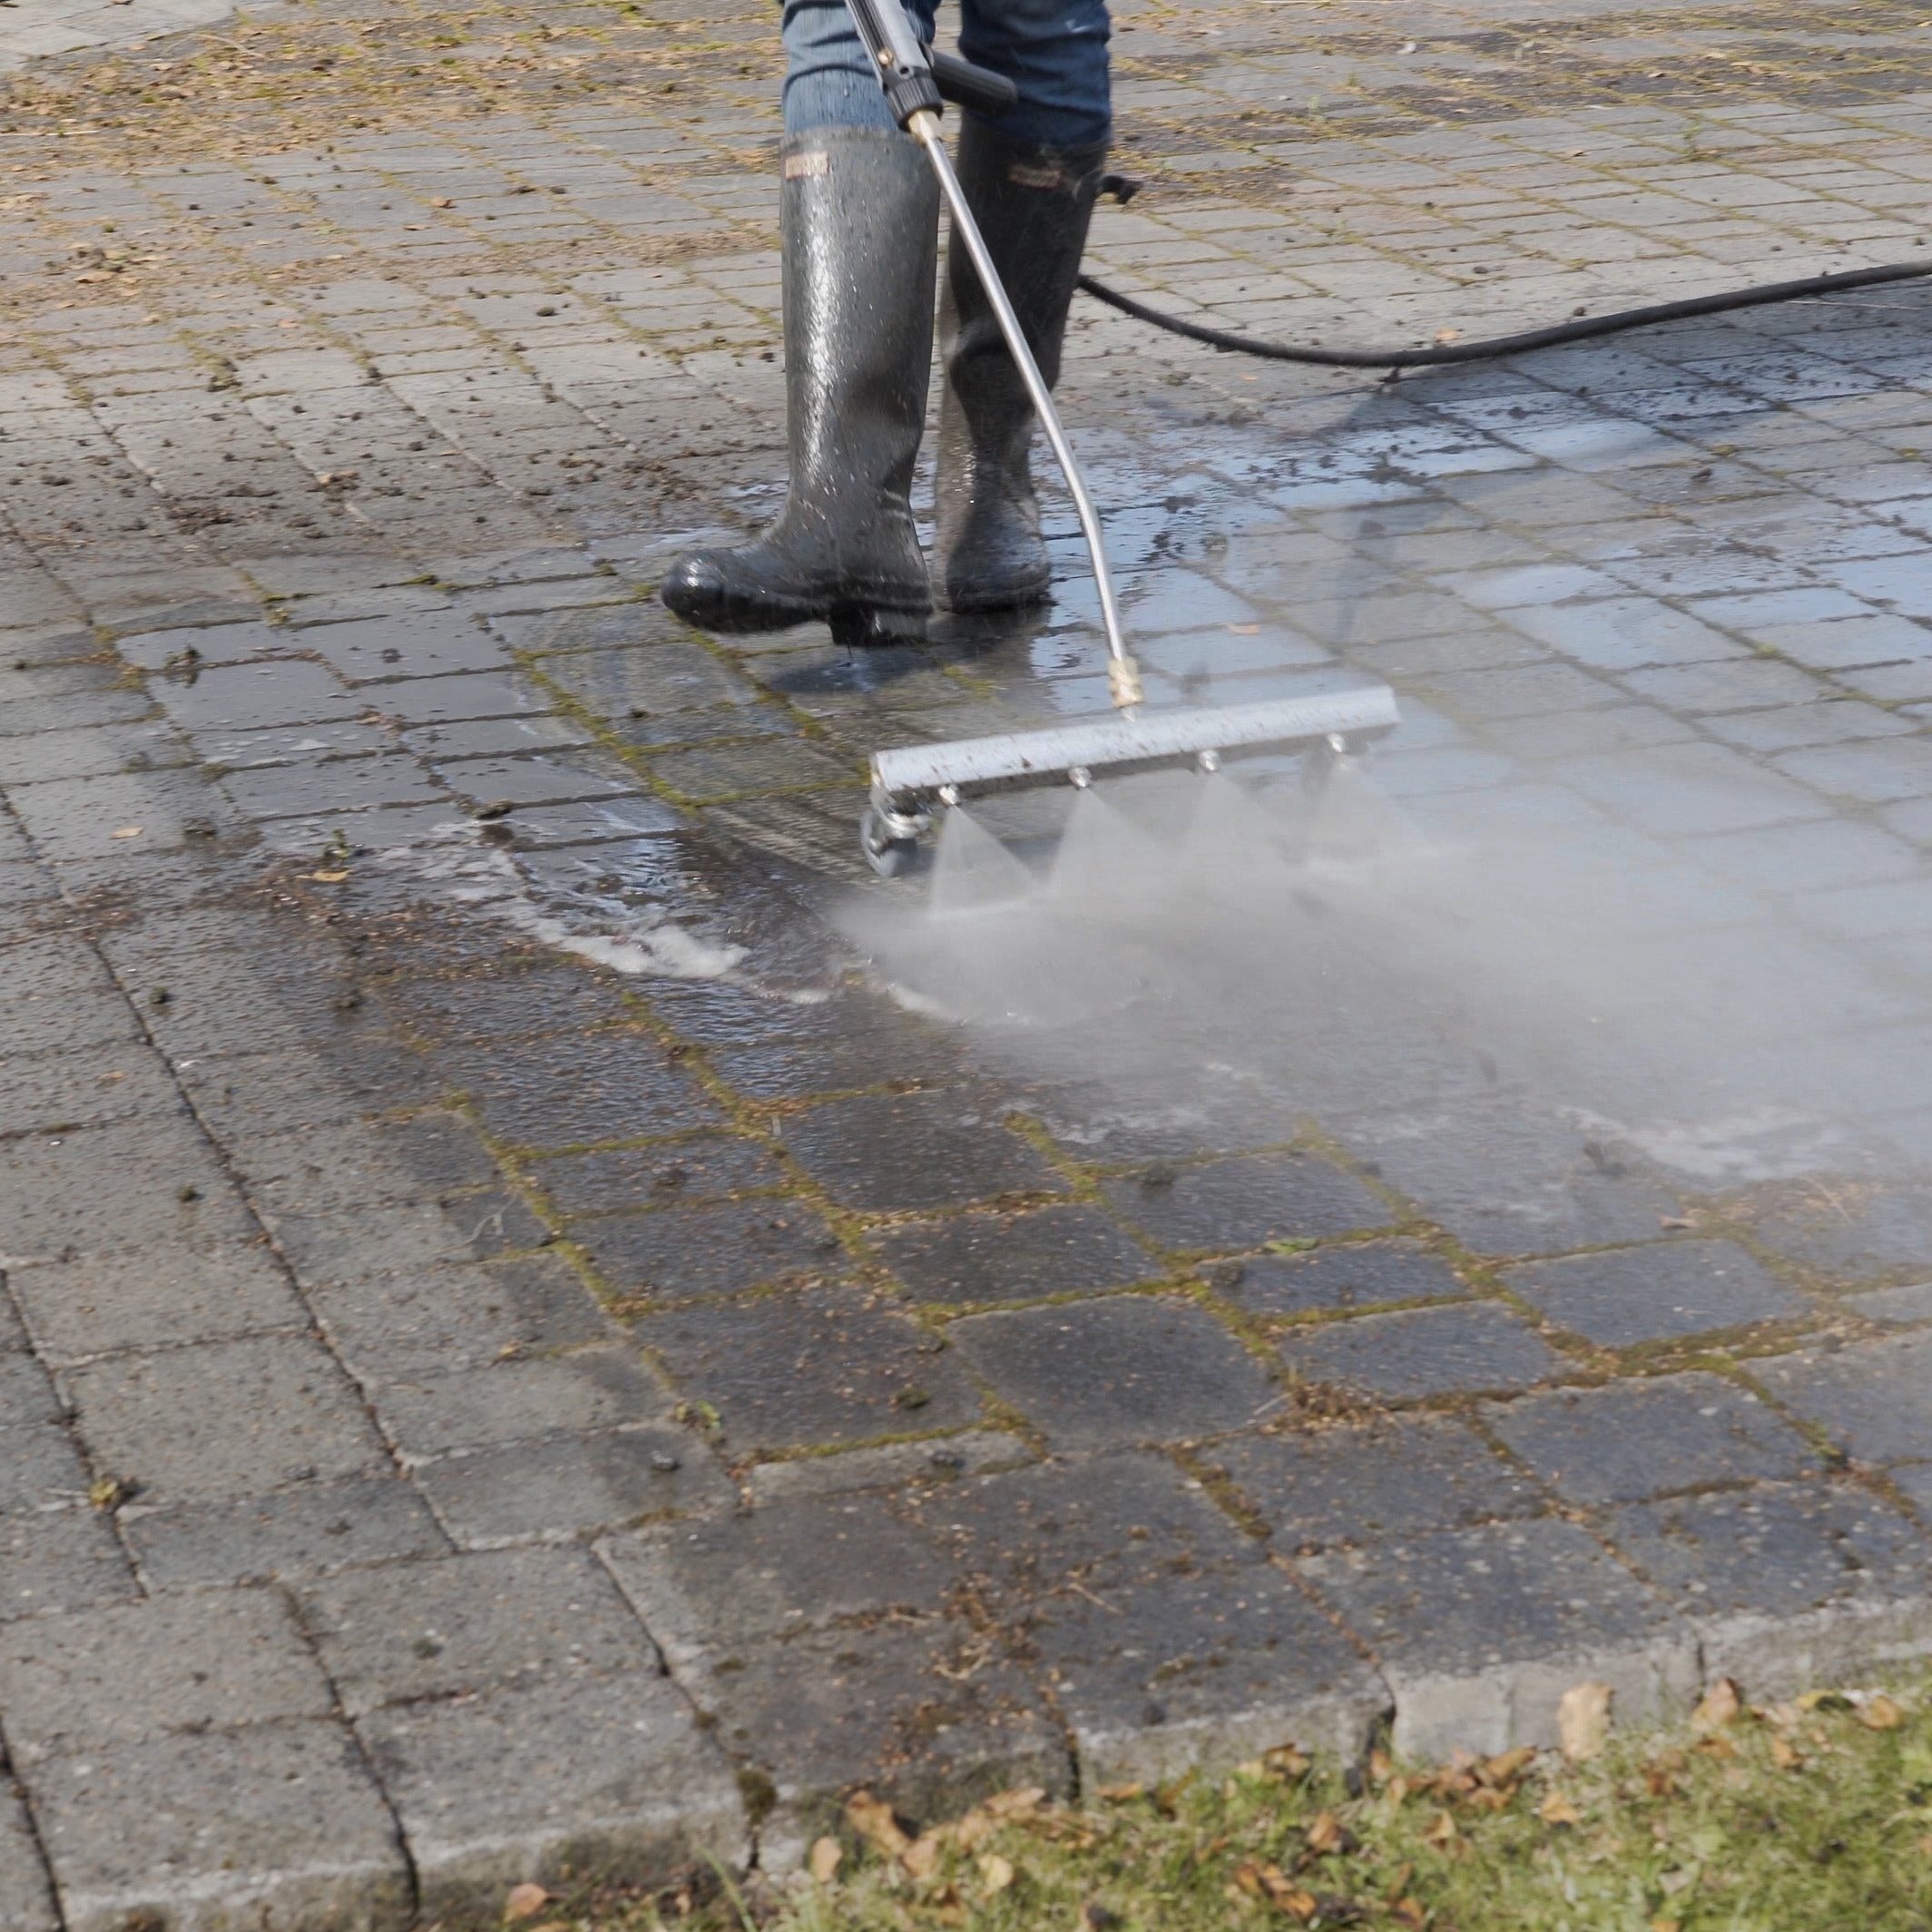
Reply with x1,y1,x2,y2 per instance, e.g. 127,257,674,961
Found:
523,1675,1932,1931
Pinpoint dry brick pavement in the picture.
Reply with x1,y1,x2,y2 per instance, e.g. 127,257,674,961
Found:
0,1,250,75
6,0,1932,1922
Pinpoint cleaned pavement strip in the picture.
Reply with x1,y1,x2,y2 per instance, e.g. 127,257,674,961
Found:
7,0,1932,1922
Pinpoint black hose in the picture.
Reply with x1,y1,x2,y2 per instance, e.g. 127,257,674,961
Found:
1075,259,1932,369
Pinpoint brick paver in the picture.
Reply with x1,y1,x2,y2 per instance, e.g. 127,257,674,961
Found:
10,0,1932,1920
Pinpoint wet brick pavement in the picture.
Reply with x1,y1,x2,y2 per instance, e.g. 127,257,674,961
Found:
8,0,1932,1920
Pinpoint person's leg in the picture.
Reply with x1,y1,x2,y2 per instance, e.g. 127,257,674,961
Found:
780,0,924,139
659,0,941,641
956,0,1110,151
936,0,1111,611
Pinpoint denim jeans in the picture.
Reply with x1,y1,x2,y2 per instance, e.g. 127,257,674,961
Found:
781,0,1110,149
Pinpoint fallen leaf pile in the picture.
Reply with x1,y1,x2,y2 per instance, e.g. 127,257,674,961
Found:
828,1786,1050,1919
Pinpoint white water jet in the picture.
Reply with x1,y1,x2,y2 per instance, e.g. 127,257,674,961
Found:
928,802,1039,919
1049,784,1168,903
838,745,1932,1182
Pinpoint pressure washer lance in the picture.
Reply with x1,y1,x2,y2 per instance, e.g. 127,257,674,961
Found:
844,0,1400,877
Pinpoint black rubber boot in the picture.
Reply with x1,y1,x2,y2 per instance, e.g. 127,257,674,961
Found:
661,130,939,642
935,122,1105,613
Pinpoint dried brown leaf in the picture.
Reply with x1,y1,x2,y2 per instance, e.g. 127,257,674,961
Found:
951,1809,995,1852
978,1853,1015,1895
984,1786,1046,1820
1861,1695,1906,1731
1539,1790,1583,1828
1231,1860,1319,1920
845,1790,912,1860
901,1829,946,1879
504,1884,551,1924
1558,1682,1613,1762
1478,1746,1537,1788
950,1784,1044,1855
1693,1677,1743,1731
808,1837,843,1884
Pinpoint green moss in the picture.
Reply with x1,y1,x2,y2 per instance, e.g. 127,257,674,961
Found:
735,1767,780,1830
